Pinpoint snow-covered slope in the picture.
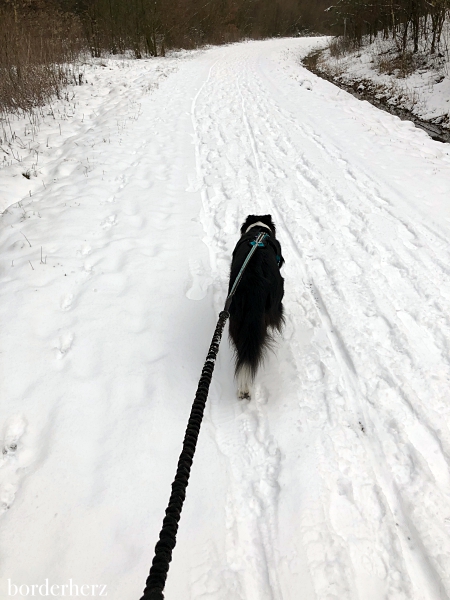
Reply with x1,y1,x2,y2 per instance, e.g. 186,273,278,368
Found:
1,38,450,600
311,33,450,136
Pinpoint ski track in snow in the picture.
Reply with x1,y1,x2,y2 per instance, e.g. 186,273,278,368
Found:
1,39,450,600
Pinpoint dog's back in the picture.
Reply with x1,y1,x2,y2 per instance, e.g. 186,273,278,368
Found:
228,215,284,398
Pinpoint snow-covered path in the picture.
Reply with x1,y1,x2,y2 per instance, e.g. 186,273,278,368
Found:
1,39,450,600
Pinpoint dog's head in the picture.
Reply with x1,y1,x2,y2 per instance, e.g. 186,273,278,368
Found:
240,214,276,236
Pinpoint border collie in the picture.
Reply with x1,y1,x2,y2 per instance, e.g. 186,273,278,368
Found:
227,215,285,399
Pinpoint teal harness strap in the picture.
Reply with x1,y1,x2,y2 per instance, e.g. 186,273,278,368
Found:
251,236,281,266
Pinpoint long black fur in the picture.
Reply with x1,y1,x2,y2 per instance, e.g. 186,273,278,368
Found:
228,215,285,384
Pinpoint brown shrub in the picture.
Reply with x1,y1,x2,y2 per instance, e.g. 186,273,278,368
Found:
0,1,85,116
376,51,418,78
328,36,359,58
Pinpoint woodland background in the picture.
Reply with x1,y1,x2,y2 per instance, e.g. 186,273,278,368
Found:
0,0,449,115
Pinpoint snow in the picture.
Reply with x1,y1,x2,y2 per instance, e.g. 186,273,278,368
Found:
1,38,450,600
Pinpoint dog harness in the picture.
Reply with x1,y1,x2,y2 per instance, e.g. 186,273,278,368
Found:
248,231,282,267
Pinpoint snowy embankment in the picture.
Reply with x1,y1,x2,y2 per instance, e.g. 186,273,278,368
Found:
1,38,450,600
306,30,450,142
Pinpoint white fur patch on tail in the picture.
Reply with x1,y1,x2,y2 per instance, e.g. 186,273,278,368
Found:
236,364,254,399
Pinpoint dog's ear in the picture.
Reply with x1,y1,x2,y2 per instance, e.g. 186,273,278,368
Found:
259,215,276,235
240,214,276,235
240,215,259,235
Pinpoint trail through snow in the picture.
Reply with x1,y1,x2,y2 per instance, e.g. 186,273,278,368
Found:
1,39,450,600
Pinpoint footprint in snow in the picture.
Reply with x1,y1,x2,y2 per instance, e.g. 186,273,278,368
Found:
299,79,313,90
54,331,74,360
0,415,27,513
1,415,26,459
101,214,118,230
186,259,212,301
60,294,74,311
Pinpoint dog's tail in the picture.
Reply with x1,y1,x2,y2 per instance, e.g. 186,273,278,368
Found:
229,294,271,380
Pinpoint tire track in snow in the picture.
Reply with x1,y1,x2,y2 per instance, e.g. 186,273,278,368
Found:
193,49,395,600
236,62,405,599
248,61,450,427
252,61,450,367
192,53,358,600
250,52,450,506
237,52,450,599
189,42,450,600
191,56,285,600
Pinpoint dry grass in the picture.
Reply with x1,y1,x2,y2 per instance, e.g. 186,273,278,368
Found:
375,50,418,78
0,3,85,117
328,36,359,58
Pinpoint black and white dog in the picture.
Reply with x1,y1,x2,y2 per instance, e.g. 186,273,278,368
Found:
228,215,285,399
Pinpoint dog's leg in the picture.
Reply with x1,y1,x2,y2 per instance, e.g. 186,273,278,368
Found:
236,364,253,399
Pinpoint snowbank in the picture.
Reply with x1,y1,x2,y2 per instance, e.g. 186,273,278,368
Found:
306,27,450,140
